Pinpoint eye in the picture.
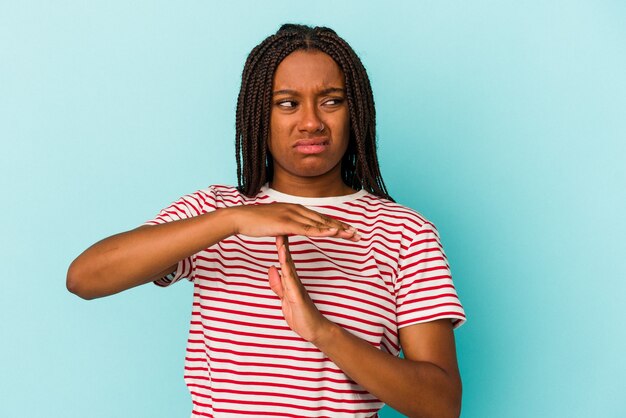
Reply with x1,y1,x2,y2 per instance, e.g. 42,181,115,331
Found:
323,98,344,106
276,100,297,109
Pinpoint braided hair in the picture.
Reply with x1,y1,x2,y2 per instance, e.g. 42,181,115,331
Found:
235,23,392,201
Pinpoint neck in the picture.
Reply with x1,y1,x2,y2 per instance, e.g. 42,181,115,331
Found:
270,166,355,198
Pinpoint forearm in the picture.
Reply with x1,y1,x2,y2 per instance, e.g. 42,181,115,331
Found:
313,322,461,418
68,201,359,300
67,208,236,299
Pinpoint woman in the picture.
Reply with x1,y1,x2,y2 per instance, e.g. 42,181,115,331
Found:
67,24,466,418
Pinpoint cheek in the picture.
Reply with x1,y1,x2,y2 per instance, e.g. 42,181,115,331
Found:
269,114,288,140
268,116,293,160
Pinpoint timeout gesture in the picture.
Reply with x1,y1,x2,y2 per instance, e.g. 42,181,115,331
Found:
230,203,361,242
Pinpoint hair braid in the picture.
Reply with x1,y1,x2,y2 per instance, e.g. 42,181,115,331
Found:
317,33,383,193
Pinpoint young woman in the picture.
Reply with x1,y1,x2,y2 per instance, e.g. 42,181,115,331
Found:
67,24,466,418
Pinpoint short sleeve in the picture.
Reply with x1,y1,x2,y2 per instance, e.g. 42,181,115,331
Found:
395,224,466,329
143,187,218,287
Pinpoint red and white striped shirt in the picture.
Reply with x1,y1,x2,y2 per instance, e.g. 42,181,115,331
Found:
145,184,465,418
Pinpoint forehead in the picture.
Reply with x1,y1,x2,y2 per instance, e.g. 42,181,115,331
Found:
273,50,344,90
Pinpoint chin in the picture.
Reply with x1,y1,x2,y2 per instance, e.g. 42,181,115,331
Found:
293,163,339,178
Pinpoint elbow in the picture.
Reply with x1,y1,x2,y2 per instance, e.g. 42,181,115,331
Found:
411,397,460,418
441,377,462,418
445,379,462,418
408,376,462,418
448,399,462,418
436,367,462,418
66,260,97,300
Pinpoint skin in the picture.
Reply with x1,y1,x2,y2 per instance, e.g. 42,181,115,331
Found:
67,49,461,418
269,50,354,197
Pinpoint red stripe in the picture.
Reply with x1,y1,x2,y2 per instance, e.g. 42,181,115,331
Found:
197,368,354,384
398,311,466,327
191,321,304,343
207,346,328,363
400,301,465,316
204,357,346,374
307,288,395,315
207,336,321,353
209,398,379,414
401,254,446,272
193,388,379,404
195,311,292,332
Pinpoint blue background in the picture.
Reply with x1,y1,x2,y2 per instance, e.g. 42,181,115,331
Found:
1,1,624,417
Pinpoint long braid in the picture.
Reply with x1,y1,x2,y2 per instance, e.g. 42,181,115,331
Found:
235,24,393,201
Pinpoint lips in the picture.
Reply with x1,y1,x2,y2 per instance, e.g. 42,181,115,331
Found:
293,138,330,155
293,138,329,147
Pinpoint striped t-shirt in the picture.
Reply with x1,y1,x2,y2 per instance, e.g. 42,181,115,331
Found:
145,184,466,418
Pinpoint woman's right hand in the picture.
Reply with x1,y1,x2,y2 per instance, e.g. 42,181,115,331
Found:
227,203,361,242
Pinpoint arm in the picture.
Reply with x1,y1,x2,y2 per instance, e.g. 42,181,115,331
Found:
67,203,359,300
315,320,461,418
66,209,233,300
268,236,461,418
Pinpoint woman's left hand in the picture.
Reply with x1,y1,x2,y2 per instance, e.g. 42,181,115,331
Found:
268,235,333,344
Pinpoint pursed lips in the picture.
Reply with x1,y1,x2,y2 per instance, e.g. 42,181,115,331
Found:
293,138,330,154
293,138,330,147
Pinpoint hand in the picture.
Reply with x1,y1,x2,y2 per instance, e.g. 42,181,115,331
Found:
228,203,361,241
268,235,334,343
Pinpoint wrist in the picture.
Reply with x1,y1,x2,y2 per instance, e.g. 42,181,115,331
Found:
311,319,341,351
214,207,240,237
206,207,239,240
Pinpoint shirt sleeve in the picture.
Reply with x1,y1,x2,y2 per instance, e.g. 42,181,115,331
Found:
395,223,466,329
143,187,218,287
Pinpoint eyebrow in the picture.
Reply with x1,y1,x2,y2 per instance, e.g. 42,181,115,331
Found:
272,87,345,96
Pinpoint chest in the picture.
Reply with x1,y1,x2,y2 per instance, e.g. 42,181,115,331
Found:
192,234,400,343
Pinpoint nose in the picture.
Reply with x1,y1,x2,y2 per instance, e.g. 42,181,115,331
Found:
298,102,324,134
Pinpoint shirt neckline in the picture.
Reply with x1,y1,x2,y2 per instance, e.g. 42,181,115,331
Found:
260,183,368,206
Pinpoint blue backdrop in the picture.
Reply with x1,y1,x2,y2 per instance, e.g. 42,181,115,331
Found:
1,1,624,417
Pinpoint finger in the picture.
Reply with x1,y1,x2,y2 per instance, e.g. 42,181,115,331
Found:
292,207,361,240
287,215,359,240
289,214,339,235
275,236,290,279
288,221,361,241
268,265,284,298
277,243,291,293
295,221,340,238
343,227,362,242
291,205,346,229
277,240,292,273
276,234,286,249
318,224,361,241
297,221,360,241
278,240,302,294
